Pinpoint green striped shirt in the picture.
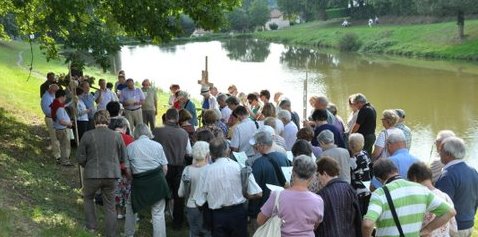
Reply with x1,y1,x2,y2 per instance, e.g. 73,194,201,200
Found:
364,179,451,237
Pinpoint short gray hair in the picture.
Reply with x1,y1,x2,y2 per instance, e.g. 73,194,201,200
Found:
436,130,456,144
253,131,273,146
177,90,189,98
264,117,276,129
441,137,466,160
111,117,129,130
216,94,227,103
192,141,210,161
318,129,334,144
348,133,364,151
351,93,367,104
133,123,153,139
386,131,406,144
293,155,317,180
277,110,291,123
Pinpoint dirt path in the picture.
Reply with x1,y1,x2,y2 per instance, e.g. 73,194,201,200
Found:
16,50,45,80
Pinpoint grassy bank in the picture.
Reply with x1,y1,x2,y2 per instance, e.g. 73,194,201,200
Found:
0,40,180,236
256,19,478,60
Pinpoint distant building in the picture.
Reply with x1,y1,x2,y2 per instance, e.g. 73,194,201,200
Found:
191,28,210,37
265,9,290,30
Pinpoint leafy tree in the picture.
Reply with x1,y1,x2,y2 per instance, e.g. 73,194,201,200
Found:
248,0,270,30
227,8,250,32
277,0,318,22
416,0,476,40
0,0,240,70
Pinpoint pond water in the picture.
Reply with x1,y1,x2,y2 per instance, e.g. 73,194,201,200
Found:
118,39,478,168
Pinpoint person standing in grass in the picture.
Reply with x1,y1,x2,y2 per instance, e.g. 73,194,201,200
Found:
141,79,158,129
50,89,73,166
77,110,127,236
40,83,60,161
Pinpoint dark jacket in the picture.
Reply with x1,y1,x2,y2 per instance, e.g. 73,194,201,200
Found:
152,122,189,166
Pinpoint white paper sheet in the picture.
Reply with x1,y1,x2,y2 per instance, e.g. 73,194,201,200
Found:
266,183,284,192
286,151,293,162
233,151,248,168
281,167,293,184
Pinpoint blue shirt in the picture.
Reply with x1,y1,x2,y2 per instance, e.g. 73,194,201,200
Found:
41,92,55,117
312,124,345,148
53,107,70,129
436,162,478,230
183,100,198,127
120,88,145,110
371,148,418,188
81,93,96,119
249,156,282,217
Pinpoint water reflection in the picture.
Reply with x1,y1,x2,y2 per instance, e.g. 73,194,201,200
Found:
118,40,478,168
222,39,270,62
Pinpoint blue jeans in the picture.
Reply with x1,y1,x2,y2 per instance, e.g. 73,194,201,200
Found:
186,207,211,237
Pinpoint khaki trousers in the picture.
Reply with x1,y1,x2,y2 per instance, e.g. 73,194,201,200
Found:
44,117,60,159
55,129,71,164
142,109,156,129
83,178,117,237
124,108,143,131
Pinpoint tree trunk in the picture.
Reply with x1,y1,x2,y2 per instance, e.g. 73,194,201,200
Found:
457,10,465,40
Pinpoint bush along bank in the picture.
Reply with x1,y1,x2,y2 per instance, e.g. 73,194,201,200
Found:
255,19,478,61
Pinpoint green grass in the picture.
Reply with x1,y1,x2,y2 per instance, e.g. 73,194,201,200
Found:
1,38,477,236
256,19,478,60
0,40,183,236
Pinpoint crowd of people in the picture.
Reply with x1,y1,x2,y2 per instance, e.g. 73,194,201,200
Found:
39,70,478,237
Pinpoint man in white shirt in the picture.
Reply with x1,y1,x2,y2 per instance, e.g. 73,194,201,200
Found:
94,79,117,110
41,84,60,160
217,94,232,123
230,106,258,158
277,110,298,151
195,137,262,236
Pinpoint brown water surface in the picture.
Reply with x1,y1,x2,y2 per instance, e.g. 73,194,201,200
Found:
119,39,478,168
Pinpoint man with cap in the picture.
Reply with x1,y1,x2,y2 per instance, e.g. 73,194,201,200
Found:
248,130,290,231
120,78,145,131
200,84,219,111
394,109,412,150
318,130,351,183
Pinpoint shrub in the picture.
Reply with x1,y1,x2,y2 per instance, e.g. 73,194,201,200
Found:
338,33,362,52
326,8,347,19
269,23,279,30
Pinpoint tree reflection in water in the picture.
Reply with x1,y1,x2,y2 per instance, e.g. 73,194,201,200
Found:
280,47,341,71
222,39,271,62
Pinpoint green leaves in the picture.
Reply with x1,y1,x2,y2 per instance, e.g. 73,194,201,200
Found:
0,0,240,70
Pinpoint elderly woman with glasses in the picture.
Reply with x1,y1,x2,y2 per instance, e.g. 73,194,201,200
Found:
371,109,402,160
257,155,324,236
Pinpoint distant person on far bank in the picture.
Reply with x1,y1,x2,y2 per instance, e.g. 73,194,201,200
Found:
435,137,478,237
141,79,157,129
368,18,373,27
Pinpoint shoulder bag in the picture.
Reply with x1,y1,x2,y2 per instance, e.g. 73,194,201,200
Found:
253,190,283,237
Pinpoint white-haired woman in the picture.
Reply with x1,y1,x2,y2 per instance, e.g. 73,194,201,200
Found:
178,141,211,237
371,109,402,160
257,155,324,236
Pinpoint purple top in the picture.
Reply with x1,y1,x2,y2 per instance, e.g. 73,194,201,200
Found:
120,88,145,110
261,189,324,237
